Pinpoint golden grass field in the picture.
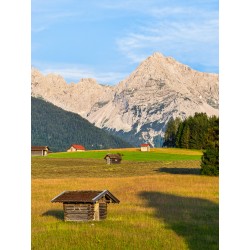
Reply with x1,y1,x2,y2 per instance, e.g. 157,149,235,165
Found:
32,148,218,250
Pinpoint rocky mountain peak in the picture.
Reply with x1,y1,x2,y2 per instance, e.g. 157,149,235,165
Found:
146,52,177,64
77,78,100,88
31,54,219,147
116,52,195,90
151,51,165,58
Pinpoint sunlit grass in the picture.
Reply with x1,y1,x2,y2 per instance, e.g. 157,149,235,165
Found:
32,148,218,250
32,175,218,250
44,148,202,161
32,158,202,179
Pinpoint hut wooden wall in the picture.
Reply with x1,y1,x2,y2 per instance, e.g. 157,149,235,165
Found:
31,150,43,156
63,202,108,221
31,150,48,156
110,158,121,164
99,203,107,220
105,157,121,164
63,203,94,221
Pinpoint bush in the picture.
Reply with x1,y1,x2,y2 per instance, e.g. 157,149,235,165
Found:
200,147,219,176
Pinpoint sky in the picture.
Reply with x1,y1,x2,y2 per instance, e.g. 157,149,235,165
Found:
32,0,218,84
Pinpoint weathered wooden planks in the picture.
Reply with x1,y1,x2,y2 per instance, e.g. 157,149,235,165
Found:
51,190,120,222
63,203,95,221
99,203,107,220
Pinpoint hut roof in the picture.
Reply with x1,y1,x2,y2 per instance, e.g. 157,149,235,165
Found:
51,190,120,203
104,154,122,160
71,144,85,150
31,146,50,151
140,144,150,147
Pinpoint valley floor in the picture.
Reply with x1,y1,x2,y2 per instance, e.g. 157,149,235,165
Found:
31,149,218,250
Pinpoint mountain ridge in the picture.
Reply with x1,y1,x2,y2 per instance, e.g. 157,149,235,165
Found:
31,52,218,146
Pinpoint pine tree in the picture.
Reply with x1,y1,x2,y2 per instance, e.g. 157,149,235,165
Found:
163,117,181,147
175,122,184,148
180,123,190,148
200,117,219,176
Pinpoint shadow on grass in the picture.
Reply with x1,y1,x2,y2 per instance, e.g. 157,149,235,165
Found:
42,210,64,220
139,192,219,250
155,167,201,175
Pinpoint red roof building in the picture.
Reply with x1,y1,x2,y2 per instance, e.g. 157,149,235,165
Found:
140,143,150,152
67,144,86,152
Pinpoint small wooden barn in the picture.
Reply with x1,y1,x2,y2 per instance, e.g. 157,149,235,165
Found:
31,146,51,156
51,190,120,222
104,154,122,164
140,143,150,152
67,144,86,152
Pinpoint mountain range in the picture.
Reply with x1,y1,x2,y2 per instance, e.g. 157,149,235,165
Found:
31,52,219,147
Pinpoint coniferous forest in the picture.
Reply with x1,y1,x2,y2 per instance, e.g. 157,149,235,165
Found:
31,97,133,152
163,113,219,175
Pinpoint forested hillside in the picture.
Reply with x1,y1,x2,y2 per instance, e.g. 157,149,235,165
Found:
163,113,219,150
31,97,133,152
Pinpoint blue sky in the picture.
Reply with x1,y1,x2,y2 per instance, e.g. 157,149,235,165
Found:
32,0,218,85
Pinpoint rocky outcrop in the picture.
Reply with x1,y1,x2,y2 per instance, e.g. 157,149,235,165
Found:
31,52,219,146
31,67,114,118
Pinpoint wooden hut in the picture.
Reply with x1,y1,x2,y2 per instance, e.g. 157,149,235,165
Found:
140,144,150,152
51,190,120,222
104,154,122,164
31,146,51,156
67,144,86,152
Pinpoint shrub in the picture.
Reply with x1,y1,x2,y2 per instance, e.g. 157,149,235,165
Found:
200,147,219,176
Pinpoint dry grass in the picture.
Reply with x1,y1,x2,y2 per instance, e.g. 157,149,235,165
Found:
32,158,202,179
32,171,218,249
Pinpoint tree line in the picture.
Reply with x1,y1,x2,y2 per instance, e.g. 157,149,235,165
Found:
163,113,219,176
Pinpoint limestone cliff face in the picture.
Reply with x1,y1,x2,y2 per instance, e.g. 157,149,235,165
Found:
31,68,114,118
31,52,219,146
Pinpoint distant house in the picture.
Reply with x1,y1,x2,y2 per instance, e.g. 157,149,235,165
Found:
140,144,150,152
51,190,120,222
31,146,51,156
67,144,86,152
104,154,122,164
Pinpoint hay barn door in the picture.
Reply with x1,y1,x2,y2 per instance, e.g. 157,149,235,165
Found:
94,203,100,221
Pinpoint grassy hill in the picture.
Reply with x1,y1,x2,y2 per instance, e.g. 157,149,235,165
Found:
31,97,133,152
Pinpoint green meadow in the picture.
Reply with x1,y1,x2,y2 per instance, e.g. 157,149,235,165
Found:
32,148,218,250
46,148,202,161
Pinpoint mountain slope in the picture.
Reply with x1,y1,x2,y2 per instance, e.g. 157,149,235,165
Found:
31,97,133,152
87,52,218,146
31,52,219,147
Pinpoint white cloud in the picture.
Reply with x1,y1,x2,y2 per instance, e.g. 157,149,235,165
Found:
116,4,218,72
98,0,152,10
31,26,47,33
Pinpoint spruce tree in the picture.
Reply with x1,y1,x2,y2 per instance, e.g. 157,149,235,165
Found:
175,122,183,148
163,117,181,147
180,123,190,148
200,117,219,176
